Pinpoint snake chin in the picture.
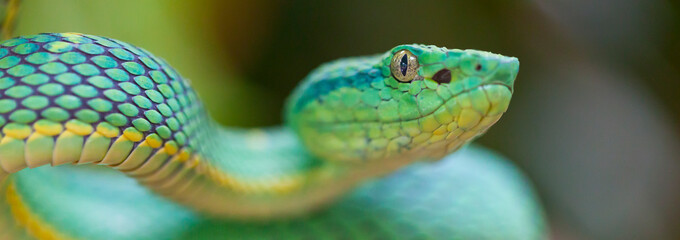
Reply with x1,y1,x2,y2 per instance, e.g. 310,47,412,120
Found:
405,82,513,160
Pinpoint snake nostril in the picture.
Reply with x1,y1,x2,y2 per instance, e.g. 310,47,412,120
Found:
475,64,482,71
432,69,451,84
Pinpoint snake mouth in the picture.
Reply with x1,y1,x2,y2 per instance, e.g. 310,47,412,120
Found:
422,81,512,118
410,81,511,120
302,81,512,127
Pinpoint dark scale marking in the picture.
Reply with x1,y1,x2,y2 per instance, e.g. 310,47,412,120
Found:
0,33,209,152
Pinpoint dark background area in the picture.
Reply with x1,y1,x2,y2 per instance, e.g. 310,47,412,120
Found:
14,0,680,239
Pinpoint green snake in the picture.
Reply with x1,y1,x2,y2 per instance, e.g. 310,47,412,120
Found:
0,33,546,239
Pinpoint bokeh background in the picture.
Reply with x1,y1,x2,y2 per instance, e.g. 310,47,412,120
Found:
8,0,680,239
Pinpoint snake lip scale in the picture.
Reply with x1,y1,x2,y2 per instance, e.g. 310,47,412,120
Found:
304,82,513,127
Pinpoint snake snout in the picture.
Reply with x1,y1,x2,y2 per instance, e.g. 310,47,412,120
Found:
452,50,519,92
488,56,519,91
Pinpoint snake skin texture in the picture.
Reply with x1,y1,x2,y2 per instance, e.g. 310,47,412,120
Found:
0,33,546,239
0,33,205,173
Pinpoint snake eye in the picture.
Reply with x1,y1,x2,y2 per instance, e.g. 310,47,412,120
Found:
390,50,419,82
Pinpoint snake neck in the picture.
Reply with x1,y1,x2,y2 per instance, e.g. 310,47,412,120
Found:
171,123,430,219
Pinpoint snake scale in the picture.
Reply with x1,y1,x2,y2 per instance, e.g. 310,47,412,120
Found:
0,33,546,239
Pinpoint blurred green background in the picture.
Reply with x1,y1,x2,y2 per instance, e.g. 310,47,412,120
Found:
11,0,680,239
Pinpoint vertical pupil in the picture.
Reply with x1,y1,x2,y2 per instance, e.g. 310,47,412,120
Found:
400,54,408,76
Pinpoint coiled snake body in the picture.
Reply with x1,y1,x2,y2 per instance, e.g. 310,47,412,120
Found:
0,33,545,239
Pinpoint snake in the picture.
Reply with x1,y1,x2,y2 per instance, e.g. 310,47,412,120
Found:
0,33,546,239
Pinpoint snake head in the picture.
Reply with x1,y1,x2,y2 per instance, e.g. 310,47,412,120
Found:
286,44,518,164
